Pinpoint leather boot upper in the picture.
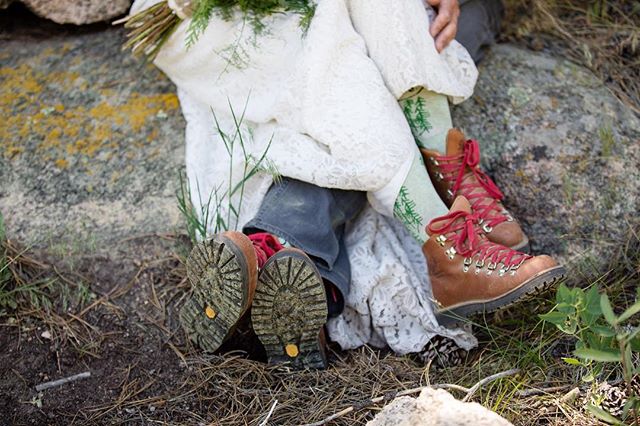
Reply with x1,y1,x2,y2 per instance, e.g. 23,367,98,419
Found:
421,129,528,250
424,197,559,309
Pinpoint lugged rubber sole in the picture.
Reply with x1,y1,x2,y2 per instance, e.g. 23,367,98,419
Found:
180,237,250,353
251,250,328,370
436,265,566,328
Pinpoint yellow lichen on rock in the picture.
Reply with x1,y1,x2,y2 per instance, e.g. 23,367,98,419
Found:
0,61,179,169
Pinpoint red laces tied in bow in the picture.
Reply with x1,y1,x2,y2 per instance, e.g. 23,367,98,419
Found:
427,210,481,257
427,210,531,268
451,139,504,201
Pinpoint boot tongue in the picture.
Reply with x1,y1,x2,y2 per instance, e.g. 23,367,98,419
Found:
450,195,473,215
445,129,467,156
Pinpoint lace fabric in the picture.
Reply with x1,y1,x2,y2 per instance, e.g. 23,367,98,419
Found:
133,0,480,354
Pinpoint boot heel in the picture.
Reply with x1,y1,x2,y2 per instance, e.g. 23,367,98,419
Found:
181,233,254,352
251,250,328,370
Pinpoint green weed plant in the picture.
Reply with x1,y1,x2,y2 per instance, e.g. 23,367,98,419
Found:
177,100,280,245
541,283,640,424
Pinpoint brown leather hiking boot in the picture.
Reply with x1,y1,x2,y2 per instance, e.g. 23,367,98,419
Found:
181,232,329,369
424,196,565,326
251,248,329,370
181,231,259,353
421,129,529,251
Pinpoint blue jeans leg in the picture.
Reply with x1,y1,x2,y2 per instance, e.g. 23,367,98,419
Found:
243,178,367,316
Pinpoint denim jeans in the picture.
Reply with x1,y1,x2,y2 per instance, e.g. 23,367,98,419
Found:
243,178,367,316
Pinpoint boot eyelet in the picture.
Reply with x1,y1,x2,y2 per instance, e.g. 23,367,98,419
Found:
445,246,457,260
482,224,493,233
436,235,447,246
498,265,508,277
446,189,454,199
463,257,472,273
430,157,440,166
486,262,497,275
475,259,485,274
436,172,444,181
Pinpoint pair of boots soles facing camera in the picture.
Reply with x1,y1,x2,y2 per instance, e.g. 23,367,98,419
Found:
180,130,566,369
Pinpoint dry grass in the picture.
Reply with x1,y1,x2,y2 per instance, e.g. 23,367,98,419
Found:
503,0,640,115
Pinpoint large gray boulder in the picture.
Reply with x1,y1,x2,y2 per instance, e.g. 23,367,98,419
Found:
452,44,640,273
10,0,131,24
368,388,513,426
0,26,184,256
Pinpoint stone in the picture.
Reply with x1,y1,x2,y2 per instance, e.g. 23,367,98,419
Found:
452,44,640,274
367,388,513,426
0,22,184,259
20,0,131,25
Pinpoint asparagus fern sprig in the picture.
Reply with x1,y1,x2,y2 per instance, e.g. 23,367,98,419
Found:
115,0,316,60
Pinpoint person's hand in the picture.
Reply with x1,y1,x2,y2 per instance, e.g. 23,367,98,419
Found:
425,0,460,53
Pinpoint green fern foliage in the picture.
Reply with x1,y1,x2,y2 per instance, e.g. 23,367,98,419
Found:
187,0,316,47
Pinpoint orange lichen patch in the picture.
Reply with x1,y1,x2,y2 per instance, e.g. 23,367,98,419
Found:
55,158,69,169
0,64,43,99
1,57,179,165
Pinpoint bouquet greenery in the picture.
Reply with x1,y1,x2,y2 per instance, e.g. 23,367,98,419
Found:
116,0,316,60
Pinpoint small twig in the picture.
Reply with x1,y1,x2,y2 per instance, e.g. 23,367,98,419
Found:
516,384,571,397
35,371,91,391
303,369,520,426
258,399,278,426
462,368,521,402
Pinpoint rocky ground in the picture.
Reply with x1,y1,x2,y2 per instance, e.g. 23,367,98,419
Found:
0,3,638,426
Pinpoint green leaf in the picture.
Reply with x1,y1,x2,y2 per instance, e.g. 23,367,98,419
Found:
624,344,633,378
592,325,617,337
539,311,567,326
582,372,595,383
556,302,576,315
583,286,603,324
562,357,582,366
601,294,618,326
585,403,624,425
618,300,640,323
556,283,571,304
574,347,622,362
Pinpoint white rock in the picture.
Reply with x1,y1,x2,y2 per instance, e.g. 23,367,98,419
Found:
367,388,513,426
41,330,52,340
20,0,131,25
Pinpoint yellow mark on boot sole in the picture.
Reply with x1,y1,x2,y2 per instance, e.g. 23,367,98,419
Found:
285,344,299,358
205,306,217,319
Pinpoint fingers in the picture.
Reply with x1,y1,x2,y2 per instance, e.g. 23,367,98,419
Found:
428,0,460,52
435,20,458,52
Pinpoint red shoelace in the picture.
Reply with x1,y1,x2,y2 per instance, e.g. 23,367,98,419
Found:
427,209,531,270
435,139,509,229
248,232,284,269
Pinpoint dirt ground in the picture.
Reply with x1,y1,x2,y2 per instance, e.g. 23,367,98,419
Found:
1,2,637,426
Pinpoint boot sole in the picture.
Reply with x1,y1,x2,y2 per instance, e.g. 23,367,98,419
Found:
435,265,566,327
180,237,251,353
251,250,328,370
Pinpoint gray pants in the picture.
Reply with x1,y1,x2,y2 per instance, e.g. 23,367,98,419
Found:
458,0,504,63
244,0,503,313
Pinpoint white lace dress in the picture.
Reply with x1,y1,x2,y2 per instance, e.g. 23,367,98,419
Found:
131,0,479,354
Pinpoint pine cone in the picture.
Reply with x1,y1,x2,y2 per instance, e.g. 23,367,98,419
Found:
419,335,467,368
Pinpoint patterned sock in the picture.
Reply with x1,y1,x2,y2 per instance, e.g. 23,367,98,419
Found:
393,151,448,243
393,88,452,243
399,87,452,152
